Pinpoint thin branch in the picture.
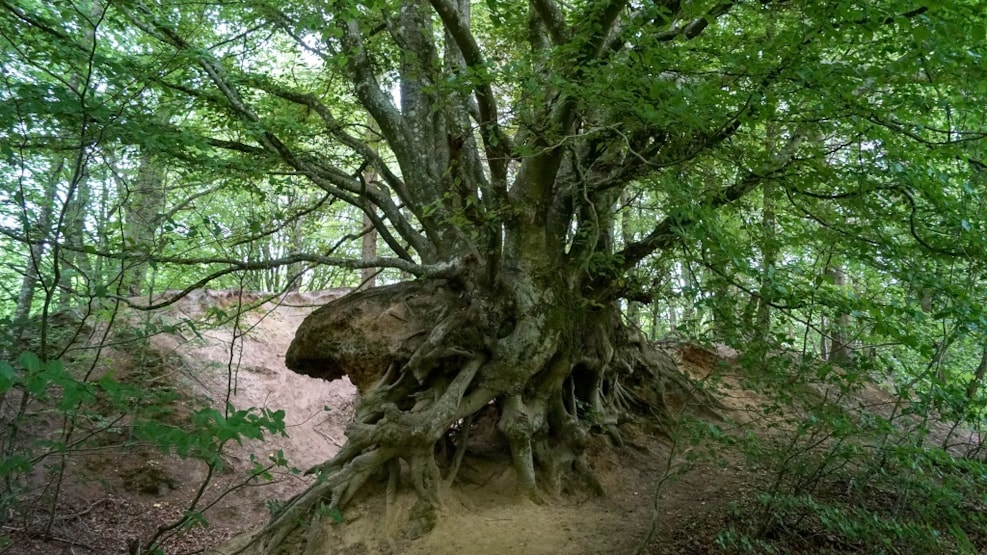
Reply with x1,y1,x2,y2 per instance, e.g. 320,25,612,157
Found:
530,0,569,44
160,183,229,222
781,184,883,247
337,18,443,260
226,192,334,249
618,131,806,270
246,79,429,256
126,5,433,258
653,1,736,42
337,20,413,169
582,0,629,59
248,81,412,205
203,137,268,155
117,254,470,311
786,179,967,257
0,1,78,47
428,0,512,185
866,114,987,146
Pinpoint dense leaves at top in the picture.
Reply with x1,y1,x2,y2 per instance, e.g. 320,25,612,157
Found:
0,0,986,408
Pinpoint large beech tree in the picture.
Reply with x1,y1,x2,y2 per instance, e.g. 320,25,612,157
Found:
4,0,987,551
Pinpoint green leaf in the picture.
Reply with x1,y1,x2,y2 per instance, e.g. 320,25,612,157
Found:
0,361,14,381
18,352,41,373
182,511,209,529
0,361,17,393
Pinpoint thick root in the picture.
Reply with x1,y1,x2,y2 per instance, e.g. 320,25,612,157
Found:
241,281,717,553
498,395,546,503
232,355,488,553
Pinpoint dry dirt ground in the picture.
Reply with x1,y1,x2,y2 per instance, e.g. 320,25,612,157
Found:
3,290,976,554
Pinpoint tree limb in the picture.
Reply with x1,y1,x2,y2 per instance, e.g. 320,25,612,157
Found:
126,5,435,258
618,131,806,270
653,1,735,42
114,254,470,311
530,0,569,45
428,0,512,186
338,18,443,260
246,80,419,222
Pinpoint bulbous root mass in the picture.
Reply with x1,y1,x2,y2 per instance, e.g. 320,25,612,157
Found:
237,280,714,553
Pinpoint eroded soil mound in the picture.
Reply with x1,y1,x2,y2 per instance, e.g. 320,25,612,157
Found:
3,289,358,554
7,290,749,555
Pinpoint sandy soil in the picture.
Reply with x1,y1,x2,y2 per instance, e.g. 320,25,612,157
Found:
4,290,359,554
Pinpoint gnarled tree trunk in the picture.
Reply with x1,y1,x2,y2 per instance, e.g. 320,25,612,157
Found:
253,268,694,550
250,153,715,547
120,1,806,552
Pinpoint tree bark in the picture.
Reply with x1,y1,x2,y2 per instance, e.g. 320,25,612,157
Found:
57,170,92,307
361,213,378,287
122,148,166,296
963,345,987,407
111,1,803,550
826,263,852,364
272,274,694,545
360,116,381,288
619,191,640,327
756,127,778,345
6,160,62,356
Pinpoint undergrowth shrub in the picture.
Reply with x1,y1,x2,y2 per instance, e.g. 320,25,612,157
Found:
712,351,987,554
0,311,298,554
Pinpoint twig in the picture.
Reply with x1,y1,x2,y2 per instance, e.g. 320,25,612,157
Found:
315,428,343,448
53,497,113,522
0,525,96,551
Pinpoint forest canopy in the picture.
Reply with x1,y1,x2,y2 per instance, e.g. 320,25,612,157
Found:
2,0,987,552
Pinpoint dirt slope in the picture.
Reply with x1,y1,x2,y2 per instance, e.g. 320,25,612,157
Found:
10,291,975,555
5,290,358,554
0,292,797,554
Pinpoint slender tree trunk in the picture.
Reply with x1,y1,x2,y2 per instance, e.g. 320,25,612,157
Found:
121,133,167,296
755,131,778,345
6,161,63,357
285,212,305,291
57,170,92,307
679,263,695,331
964,345,987,407
619,191,639,326
826,263,852,364
53,0,103,309
93,170,110,289
1,161,62,474
361,211,378,287
3,0,102,525
360,115,380,288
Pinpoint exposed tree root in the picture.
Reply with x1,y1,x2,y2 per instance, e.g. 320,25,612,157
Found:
229,281,716,554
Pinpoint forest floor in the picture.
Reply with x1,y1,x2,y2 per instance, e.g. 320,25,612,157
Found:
3,290,982,554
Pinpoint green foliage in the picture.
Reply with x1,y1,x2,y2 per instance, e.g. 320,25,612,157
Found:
137,405,286,460
1,0,987,551
706,350,987,553
718,452,987,554
0,335,296,553
316,502,345,524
